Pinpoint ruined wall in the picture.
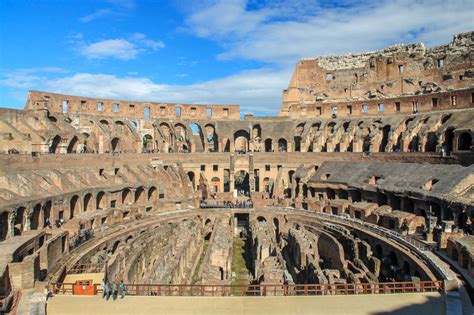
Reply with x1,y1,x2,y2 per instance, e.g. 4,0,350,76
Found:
281,32,474,118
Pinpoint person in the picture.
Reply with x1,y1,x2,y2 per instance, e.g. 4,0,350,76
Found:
112,282,117,301
119,280,125,299
104,281,111,301
101,279,106,299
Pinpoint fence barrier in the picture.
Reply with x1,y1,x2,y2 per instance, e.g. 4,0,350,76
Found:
50,281,443,297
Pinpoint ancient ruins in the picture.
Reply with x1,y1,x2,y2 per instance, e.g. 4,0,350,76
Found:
0,32,473,314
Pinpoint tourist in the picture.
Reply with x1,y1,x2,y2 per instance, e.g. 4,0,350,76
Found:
104,281,111,300
101,279,106,299
119,280,125,299
112,282,117,301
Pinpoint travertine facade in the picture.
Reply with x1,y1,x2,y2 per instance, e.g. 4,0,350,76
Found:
0,32,472,314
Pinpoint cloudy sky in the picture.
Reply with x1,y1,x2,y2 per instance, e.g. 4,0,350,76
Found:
0,0,472,115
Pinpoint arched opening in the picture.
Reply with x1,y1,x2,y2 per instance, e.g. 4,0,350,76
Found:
273,218,280,244
111,138,120,153
443,128,454,152
142,134,154,152
14,207,25,236
0,212,8,241
111,240,121,255
135,187,145,203
70,195,79,219
234,130,250,153
49,135,61,154
67,136,79,153
294,136,302,152
148,186,157,201
83,193,93,212
122,188,132,205
425,132,438,152
263,177,272,194
204,124,217,152
219,267,224,280
408,135,419,152
265,139,273,152
222,138,230,152
210,177,220,193
363,135,371,152
458,132,472,151
234,170,250,196
43,201,51,228
30,204,41,230
278,138,287,152
379,125,391,152
187,172,196,189
96,191,105,210
257,216,267,222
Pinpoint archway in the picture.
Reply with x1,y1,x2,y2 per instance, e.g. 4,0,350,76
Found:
210,177,220,193
111,138,120,153
148,186,157,201
67,136,79,153
234,170,250,196
265,139,273,152
443,128,454,152
458,132,471,151
70,195,79,219
14,207,25,236
234,130,250,152
49,135,61,154
83,193,93,212
142,134,154,152
187,172,196,189
96,191,105,210
0,212,8,240
294,136,302,152
122,188,132,205
135,187,145,203
30,204,41,230
278,138,287,152
379,125,391,152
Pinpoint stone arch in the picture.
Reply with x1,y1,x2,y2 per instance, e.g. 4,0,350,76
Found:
458,132,472,151
142,134,154,152
294,136,302,152
379,125,391,152
204,124,217,152
234,130,250,152
111,137,121,153
14,207,26,235
83,193,93,212
210,177,220,193
187,172,196,189
257,216,267,222
148,186,157,201
96,191,106,210
49,135,62,154
122,188,132,205
30,204,41,230
443,127,455,152
70,195,79,218
135,187,145,203
0,211,8,241
234,170,249,195
265,138,273,152
222,137,230,152
278,138,287,152
67,136,79,153
43,201,51,228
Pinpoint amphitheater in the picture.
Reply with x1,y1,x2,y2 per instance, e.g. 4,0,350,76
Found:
0,32,473,315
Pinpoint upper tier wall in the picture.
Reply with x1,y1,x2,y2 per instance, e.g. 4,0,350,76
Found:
25,91,241,120
281,31,474,117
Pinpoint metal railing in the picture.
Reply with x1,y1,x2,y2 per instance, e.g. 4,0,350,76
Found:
50,281,442,297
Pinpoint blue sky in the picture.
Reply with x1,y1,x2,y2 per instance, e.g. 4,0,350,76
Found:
1,0,472,115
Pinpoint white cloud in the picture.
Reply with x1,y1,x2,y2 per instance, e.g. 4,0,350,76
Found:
185,0,473,64
1,67,290,114
78,34,164,60
79,0,136,23
80,39,140,60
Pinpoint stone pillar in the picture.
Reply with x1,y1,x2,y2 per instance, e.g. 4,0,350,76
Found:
8,210,16,238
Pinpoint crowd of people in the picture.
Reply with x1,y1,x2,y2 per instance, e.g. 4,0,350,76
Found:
101,279,125,301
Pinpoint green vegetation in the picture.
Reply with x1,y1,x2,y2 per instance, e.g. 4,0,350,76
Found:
231,237,250,292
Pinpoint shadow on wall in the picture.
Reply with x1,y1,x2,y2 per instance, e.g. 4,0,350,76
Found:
371,294,445,315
